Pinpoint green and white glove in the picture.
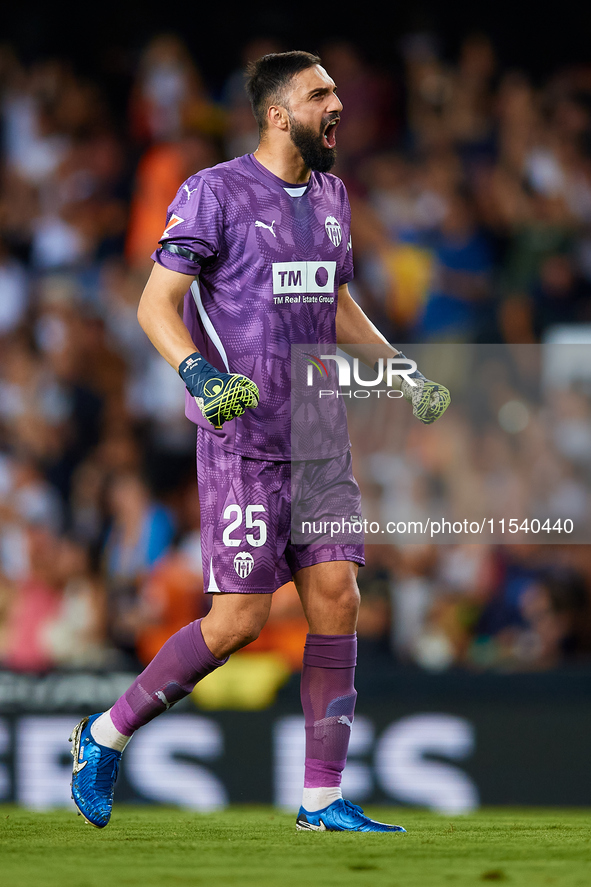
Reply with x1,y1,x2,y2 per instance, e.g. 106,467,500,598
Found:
397,352,451,425
179,352,259,430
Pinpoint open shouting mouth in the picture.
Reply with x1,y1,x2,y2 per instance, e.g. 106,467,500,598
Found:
322,116,340,149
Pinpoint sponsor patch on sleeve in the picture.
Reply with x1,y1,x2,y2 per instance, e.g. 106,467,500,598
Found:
160,214,184,239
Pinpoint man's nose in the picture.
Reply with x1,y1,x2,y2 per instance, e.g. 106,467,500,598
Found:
329,92,343,113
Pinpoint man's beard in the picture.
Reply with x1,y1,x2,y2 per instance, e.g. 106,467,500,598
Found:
288,115,337,173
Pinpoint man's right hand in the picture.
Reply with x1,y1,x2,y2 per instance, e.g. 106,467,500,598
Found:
179,352,259,429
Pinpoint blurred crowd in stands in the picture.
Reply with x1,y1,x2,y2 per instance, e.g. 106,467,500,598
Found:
1,30,591,683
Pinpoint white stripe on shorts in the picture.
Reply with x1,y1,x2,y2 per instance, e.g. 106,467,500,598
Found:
208,557,222,593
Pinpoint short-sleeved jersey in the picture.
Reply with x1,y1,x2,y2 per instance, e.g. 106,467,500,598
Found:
151,153,352,461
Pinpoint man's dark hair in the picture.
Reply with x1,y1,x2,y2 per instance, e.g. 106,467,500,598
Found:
245,51,321,133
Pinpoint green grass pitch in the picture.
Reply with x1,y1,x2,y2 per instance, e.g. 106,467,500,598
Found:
2,805,591,886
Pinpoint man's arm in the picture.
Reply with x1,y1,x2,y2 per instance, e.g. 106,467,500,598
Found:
137,263,259,429
137,262,199,370
335,283,451,424
335,282,396,351
335,283,404,388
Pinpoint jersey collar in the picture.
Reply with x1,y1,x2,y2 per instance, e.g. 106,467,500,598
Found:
247,153,312,197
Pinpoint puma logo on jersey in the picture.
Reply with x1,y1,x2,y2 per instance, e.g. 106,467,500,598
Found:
183,184,199,198
255,219,277,237
338,715,353,729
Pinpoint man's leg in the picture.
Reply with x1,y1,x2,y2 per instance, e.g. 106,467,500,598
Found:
295,560,360,812
71,593,272,827
104,593,273,737
294,560,405,833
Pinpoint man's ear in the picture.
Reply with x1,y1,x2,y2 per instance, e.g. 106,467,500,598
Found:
267,104,290,132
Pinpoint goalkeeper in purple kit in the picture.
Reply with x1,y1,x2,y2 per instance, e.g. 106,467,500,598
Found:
70,50,450,833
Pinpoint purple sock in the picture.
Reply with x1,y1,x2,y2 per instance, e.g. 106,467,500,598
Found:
300,633,357,788
110,618,227,736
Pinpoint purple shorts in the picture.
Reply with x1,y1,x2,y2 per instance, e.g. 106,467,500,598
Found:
197,430,365,594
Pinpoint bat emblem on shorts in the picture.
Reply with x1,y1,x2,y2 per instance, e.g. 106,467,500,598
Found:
234,551,255,578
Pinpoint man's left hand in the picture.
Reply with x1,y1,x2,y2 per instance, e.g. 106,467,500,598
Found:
401,375,451,424
396,351,450,424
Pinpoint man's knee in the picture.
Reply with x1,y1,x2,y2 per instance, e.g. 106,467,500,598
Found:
202,593,272,657
330,582,361,619
318,565,360,608
305,583,360,635
229,611,266,648
295,561,361,634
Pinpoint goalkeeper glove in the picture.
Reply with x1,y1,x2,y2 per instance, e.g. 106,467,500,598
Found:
396,351,451,425
179,352,259,429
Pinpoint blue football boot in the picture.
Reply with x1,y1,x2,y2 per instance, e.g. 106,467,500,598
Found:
296,798,406,832
70,713,121,828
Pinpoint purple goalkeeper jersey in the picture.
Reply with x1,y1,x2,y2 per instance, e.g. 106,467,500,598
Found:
151,153,353,461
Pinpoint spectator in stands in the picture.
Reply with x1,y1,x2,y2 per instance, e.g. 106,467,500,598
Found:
102,470,176,664
42,535,109,668
413,191,495,341
1,525,62,672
